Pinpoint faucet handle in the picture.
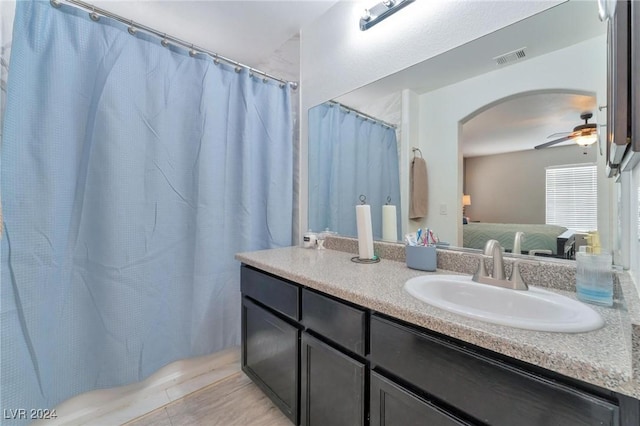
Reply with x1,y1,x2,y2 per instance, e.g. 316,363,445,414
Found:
509,261,529,291
473,255,489,281
486,239,505,281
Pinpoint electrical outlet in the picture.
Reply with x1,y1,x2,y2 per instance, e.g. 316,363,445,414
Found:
439,203,447,215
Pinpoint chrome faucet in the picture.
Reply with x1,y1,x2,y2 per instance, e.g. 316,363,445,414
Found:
513,232,525,255
472,239,528,291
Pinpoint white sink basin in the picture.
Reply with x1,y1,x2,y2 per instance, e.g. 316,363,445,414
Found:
404,275,604,333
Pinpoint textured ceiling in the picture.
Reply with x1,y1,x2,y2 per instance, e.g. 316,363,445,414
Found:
91,0,339,68
462,93,598,157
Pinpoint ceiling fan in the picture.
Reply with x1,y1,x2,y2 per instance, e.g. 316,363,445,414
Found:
534,112,598,150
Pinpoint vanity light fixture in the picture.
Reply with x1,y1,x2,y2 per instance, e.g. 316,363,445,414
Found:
359,0,415,31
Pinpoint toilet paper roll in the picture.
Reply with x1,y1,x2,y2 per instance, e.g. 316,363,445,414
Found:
356,204,375,260
382,205,397,242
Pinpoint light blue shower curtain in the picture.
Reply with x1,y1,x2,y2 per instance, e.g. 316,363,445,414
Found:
308,103,401,239
1,0,292,419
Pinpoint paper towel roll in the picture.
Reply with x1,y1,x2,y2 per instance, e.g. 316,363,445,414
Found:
356,204,375,260
382,205,397,242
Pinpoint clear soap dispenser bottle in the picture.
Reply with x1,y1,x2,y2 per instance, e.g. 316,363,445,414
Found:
576,232,613,307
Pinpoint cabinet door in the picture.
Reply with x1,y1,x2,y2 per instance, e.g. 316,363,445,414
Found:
242,297,299,423
301,332,365,426
370,372,470,426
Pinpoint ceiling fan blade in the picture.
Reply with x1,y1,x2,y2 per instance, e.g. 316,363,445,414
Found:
546,132,571,139
534,135,573,149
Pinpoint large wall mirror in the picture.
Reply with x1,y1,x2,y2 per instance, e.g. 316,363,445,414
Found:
308,0,617,261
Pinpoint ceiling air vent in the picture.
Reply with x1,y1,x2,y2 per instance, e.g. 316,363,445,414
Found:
493,47,527,65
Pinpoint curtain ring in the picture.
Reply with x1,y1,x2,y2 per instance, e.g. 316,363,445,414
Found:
89,8,100,22
161,35,169,48
128,21,137,35
189,45,197,57
50,0,61,9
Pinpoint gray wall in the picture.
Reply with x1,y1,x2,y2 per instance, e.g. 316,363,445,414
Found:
464,145,596,224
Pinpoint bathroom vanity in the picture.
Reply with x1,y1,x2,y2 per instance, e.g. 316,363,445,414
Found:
237,246,640,426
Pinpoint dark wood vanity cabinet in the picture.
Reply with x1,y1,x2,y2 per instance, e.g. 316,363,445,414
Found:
301,288,367,357
242,297,299,422
240,264,640,426
370,371,470,426
370,314,620,426
241,266,301,423
301,332,366,426
300,288,368,425
241,265,367,425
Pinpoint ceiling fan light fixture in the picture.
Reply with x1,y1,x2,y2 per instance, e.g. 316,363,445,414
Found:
536,111,598,150
575,134,598,147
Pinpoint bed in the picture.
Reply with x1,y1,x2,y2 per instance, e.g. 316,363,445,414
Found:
463,223,576,259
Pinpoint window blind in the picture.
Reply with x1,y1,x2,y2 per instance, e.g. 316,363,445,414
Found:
545,164,597,231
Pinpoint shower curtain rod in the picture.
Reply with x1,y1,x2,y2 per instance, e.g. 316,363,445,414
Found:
51,0,299,90
328,101,397,129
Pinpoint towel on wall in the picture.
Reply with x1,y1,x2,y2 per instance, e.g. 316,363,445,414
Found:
410,157,428,219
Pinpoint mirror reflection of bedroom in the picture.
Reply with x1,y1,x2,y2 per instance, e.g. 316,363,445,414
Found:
452,0,611,262
461,92,600,260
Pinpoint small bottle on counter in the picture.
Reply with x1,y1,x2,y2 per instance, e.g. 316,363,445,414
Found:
303,229,317,249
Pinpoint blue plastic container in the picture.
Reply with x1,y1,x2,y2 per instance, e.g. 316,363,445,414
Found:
405,245,437,272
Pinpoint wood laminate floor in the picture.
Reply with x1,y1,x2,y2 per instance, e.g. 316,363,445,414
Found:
124,372,292,426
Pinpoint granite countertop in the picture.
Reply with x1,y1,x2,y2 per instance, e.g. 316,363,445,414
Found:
236,246,640,400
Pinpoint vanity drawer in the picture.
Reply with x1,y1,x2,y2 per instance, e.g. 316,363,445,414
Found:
301,288,366,356
241,265,299,321
370,315,619,426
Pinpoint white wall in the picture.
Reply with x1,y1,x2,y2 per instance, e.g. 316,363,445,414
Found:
401,90,421,239
298,0,562,241
416,35,608,247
